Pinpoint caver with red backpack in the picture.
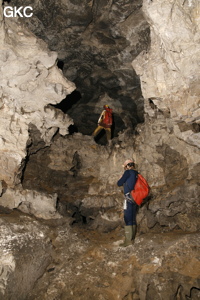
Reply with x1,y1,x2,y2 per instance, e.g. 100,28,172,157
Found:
92,105,113,142
98,105,113,128
117,159,150,247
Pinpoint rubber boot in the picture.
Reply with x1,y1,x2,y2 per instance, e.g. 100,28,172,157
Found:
120,225,133,247
132,225,136,241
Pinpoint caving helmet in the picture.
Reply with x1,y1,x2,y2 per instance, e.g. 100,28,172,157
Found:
123,159,135,168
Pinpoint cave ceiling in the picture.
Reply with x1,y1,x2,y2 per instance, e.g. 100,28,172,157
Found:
11,0,150,140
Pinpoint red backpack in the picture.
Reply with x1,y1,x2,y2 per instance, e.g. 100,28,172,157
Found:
103,108,113,126
130,173,150,206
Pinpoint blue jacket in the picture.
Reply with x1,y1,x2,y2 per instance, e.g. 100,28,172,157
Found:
117,169,138,194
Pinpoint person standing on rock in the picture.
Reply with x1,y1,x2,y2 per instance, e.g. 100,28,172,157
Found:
117,159,138,247
92,105,113,143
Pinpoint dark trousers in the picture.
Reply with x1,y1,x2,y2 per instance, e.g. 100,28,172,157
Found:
124,193,137,226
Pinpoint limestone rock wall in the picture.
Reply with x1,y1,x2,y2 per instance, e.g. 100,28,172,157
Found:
9,0,199,234
22,119,199,233
133,112,200,233
0,2,75,189
12,0,150,138
131,0,200,233
22,132,135,231
133,0,200,142
0,1,199,298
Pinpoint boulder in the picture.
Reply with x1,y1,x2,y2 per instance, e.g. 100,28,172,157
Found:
0,212,52,300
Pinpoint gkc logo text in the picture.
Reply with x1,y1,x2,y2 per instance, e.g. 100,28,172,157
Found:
4,6,33,18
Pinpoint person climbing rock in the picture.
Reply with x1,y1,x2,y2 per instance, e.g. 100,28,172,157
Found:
117,159,138,247
92,105,113,143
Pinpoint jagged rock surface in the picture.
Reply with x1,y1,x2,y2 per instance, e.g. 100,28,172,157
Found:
22,126,200,233
132,0,200,234
0,0,199,299
133,0,200,143
130,232,200,300
0,188,60,219
0,209,52,300
0,208,200,300
0,2,75,188
22,132,134,231
12,0,150,141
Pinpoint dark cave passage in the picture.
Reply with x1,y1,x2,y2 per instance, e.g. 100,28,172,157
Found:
53,90,82,113
23,0,148,144
52,89,128,145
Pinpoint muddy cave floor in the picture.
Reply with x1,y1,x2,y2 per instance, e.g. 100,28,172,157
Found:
1,208,199,300
31,223,135,300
